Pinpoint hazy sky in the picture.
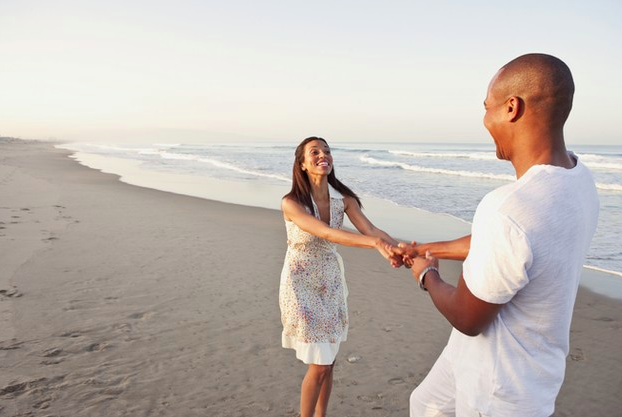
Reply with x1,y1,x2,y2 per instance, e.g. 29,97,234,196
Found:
1,1,621,144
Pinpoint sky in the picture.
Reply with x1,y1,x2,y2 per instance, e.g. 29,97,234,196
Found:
1,1,621,145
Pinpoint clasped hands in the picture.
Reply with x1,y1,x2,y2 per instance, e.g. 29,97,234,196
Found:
376,239,438,278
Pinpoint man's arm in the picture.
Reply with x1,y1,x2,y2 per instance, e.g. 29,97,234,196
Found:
412,251,503,336
399,235,471,262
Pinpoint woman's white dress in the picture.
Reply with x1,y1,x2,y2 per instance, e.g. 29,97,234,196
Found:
279,185,348,365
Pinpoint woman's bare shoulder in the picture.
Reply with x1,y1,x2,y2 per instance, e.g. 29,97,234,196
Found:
281,195,299,209
342,195,360,210
281,196,307,220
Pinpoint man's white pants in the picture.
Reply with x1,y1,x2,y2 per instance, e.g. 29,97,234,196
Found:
410,354,488,417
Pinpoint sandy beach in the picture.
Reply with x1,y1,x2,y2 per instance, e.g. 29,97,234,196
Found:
1,138,620,416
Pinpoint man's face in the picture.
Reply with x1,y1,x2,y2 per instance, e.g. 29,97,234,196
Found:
483,71,509,160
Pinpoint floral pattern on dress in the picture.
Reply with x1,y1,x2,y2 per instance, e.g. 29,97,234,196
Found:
279,186,348,348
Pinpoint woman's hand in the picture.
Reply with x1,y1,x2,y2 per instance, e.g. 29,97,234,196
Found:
398,241,423,268
375,238,405,268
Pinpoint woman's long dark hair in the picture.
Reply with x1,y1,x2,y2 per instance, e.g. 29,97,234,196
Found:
283,136,362,216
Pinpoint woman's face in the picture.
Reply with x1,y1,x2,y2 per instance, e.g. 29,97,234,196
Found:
301,139,333,176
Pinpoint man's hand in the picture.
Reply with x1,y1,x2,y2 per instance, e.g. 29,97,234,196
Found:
398,241,426,268
409,250,439,283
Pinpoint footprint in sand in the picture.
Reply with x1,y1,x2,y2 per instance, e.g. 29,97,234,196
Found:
41,358,65,365
33,397,52,409
43,347,63,358
0,340,23,351
0,375,65,397
388,377,405,385
113,323,131,331
59,330,83,338
0,378,44,396
0,381,31,396
128,311,153,320
0,288,22,298
84,342,109,352
569,348,585,362
357,395,375,403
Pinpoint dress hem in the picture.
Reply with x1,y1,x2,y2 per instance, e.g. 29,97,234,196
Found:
282,332,347,365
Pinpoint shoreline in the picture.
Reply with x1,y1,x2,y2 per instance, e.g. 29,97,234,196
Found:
1,138,620,416
60,143,622,299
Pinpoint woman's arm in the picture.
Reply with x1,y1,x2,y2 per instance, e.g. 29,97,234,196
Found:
343,196,399,245
343,196,404,267
282,197,385,249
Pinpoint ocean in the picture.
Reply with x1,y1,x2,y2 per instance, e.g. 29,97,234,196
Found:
58,141,622,278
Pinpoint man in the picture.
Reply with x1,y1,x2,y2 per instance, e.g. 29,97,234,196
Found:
400,54,599,416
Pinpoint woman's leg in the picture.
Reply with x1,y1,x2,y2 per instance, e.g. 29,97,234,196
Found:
315,362,334,417
300,363,334,417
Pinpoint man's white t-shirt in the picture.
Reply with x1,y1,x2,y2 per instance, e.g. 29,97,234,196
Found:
444,154,599,416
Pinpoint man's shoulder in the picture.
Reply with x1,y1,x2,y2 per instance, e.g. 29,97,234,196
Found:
477,182,520,213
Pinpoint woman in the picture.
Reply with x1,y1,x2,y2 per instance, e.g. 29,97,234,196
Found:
280,136,400,417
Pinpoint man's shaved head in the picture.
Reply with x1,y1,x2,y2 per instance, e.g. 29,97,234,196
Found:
491,54,575,127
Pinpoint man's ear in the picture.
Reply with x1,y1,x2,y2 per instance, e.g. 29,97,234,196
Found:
506,96,523,122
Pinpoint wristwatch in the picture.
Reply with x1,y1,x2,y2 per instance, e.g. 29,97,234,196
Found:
418,266,439,292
